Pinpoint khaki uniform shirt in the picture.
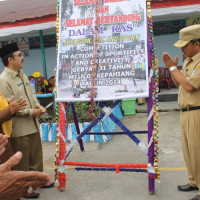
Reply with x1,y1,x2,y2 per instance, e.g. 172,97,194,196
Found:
0,68,40,137
178,52,200,108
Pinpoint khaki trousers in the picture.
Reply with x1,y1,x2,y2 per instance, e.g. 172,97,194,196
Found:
180,110,200,194
11,132,43,172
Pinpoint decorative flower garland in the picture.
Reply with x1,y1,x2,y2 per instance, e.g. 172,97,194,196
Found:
147,1,160,180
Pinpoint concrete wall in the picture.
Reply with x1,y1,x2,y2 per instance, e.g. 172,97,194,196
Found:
23,47,56,78
154,33,184,68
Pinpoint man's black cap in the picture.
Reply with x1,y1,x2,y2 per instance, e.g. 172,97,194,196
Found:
0,42,19,58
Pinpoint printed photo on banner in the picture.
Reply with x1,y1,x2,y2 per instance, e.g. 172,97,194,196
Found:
56,0,148,102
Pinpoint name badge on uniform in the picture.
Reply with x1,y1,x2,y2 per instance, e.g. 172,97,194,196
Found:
17,82,23,86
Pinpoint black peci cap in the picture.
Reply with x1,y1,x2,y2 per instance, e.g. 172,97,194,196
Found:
0,42,19,58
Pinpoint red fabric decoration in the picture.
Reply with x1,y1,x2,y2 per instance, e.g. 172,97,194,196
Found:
151,0,199,9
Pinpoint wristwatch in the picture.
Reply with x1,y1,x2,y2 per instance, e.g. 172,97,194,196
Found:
169,66,177,72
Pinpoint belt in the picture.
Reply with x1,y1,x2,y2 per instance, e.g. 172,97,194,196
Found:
180,106,200,112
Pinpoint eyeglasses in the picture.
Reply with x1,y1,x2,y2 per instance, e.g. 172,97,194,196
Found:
12,53,23,58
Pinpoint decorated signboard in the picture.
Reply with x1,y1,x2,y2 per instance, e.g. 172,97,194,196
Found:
56,0,148,102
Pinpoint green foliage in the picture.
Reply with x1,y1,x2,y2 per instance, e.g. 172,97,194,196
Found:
66,102,103,123
38,102,105,124
39,113,56,124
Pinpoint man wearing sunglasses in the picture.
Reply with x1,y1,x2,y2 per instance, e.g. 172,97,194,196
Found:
162,24,200,200
0,42,54,199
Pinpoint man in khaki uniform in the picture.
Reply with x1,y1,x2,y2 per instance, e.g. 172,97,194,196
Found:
162,24,200,200
0,43,53,199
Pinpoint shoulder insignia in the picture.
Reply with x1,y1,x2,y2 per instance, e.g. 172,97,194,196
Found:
192,65,200,74
195,65,200,69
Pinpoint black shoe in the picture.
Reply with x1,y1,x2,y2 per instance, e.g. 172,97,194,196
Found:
190,195,200,200
40,181,54,188
178,183,198,192
22,192,40,199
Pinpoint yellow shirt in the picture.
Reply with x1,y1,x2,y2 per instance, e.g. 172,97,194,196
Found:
0,91,12,137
